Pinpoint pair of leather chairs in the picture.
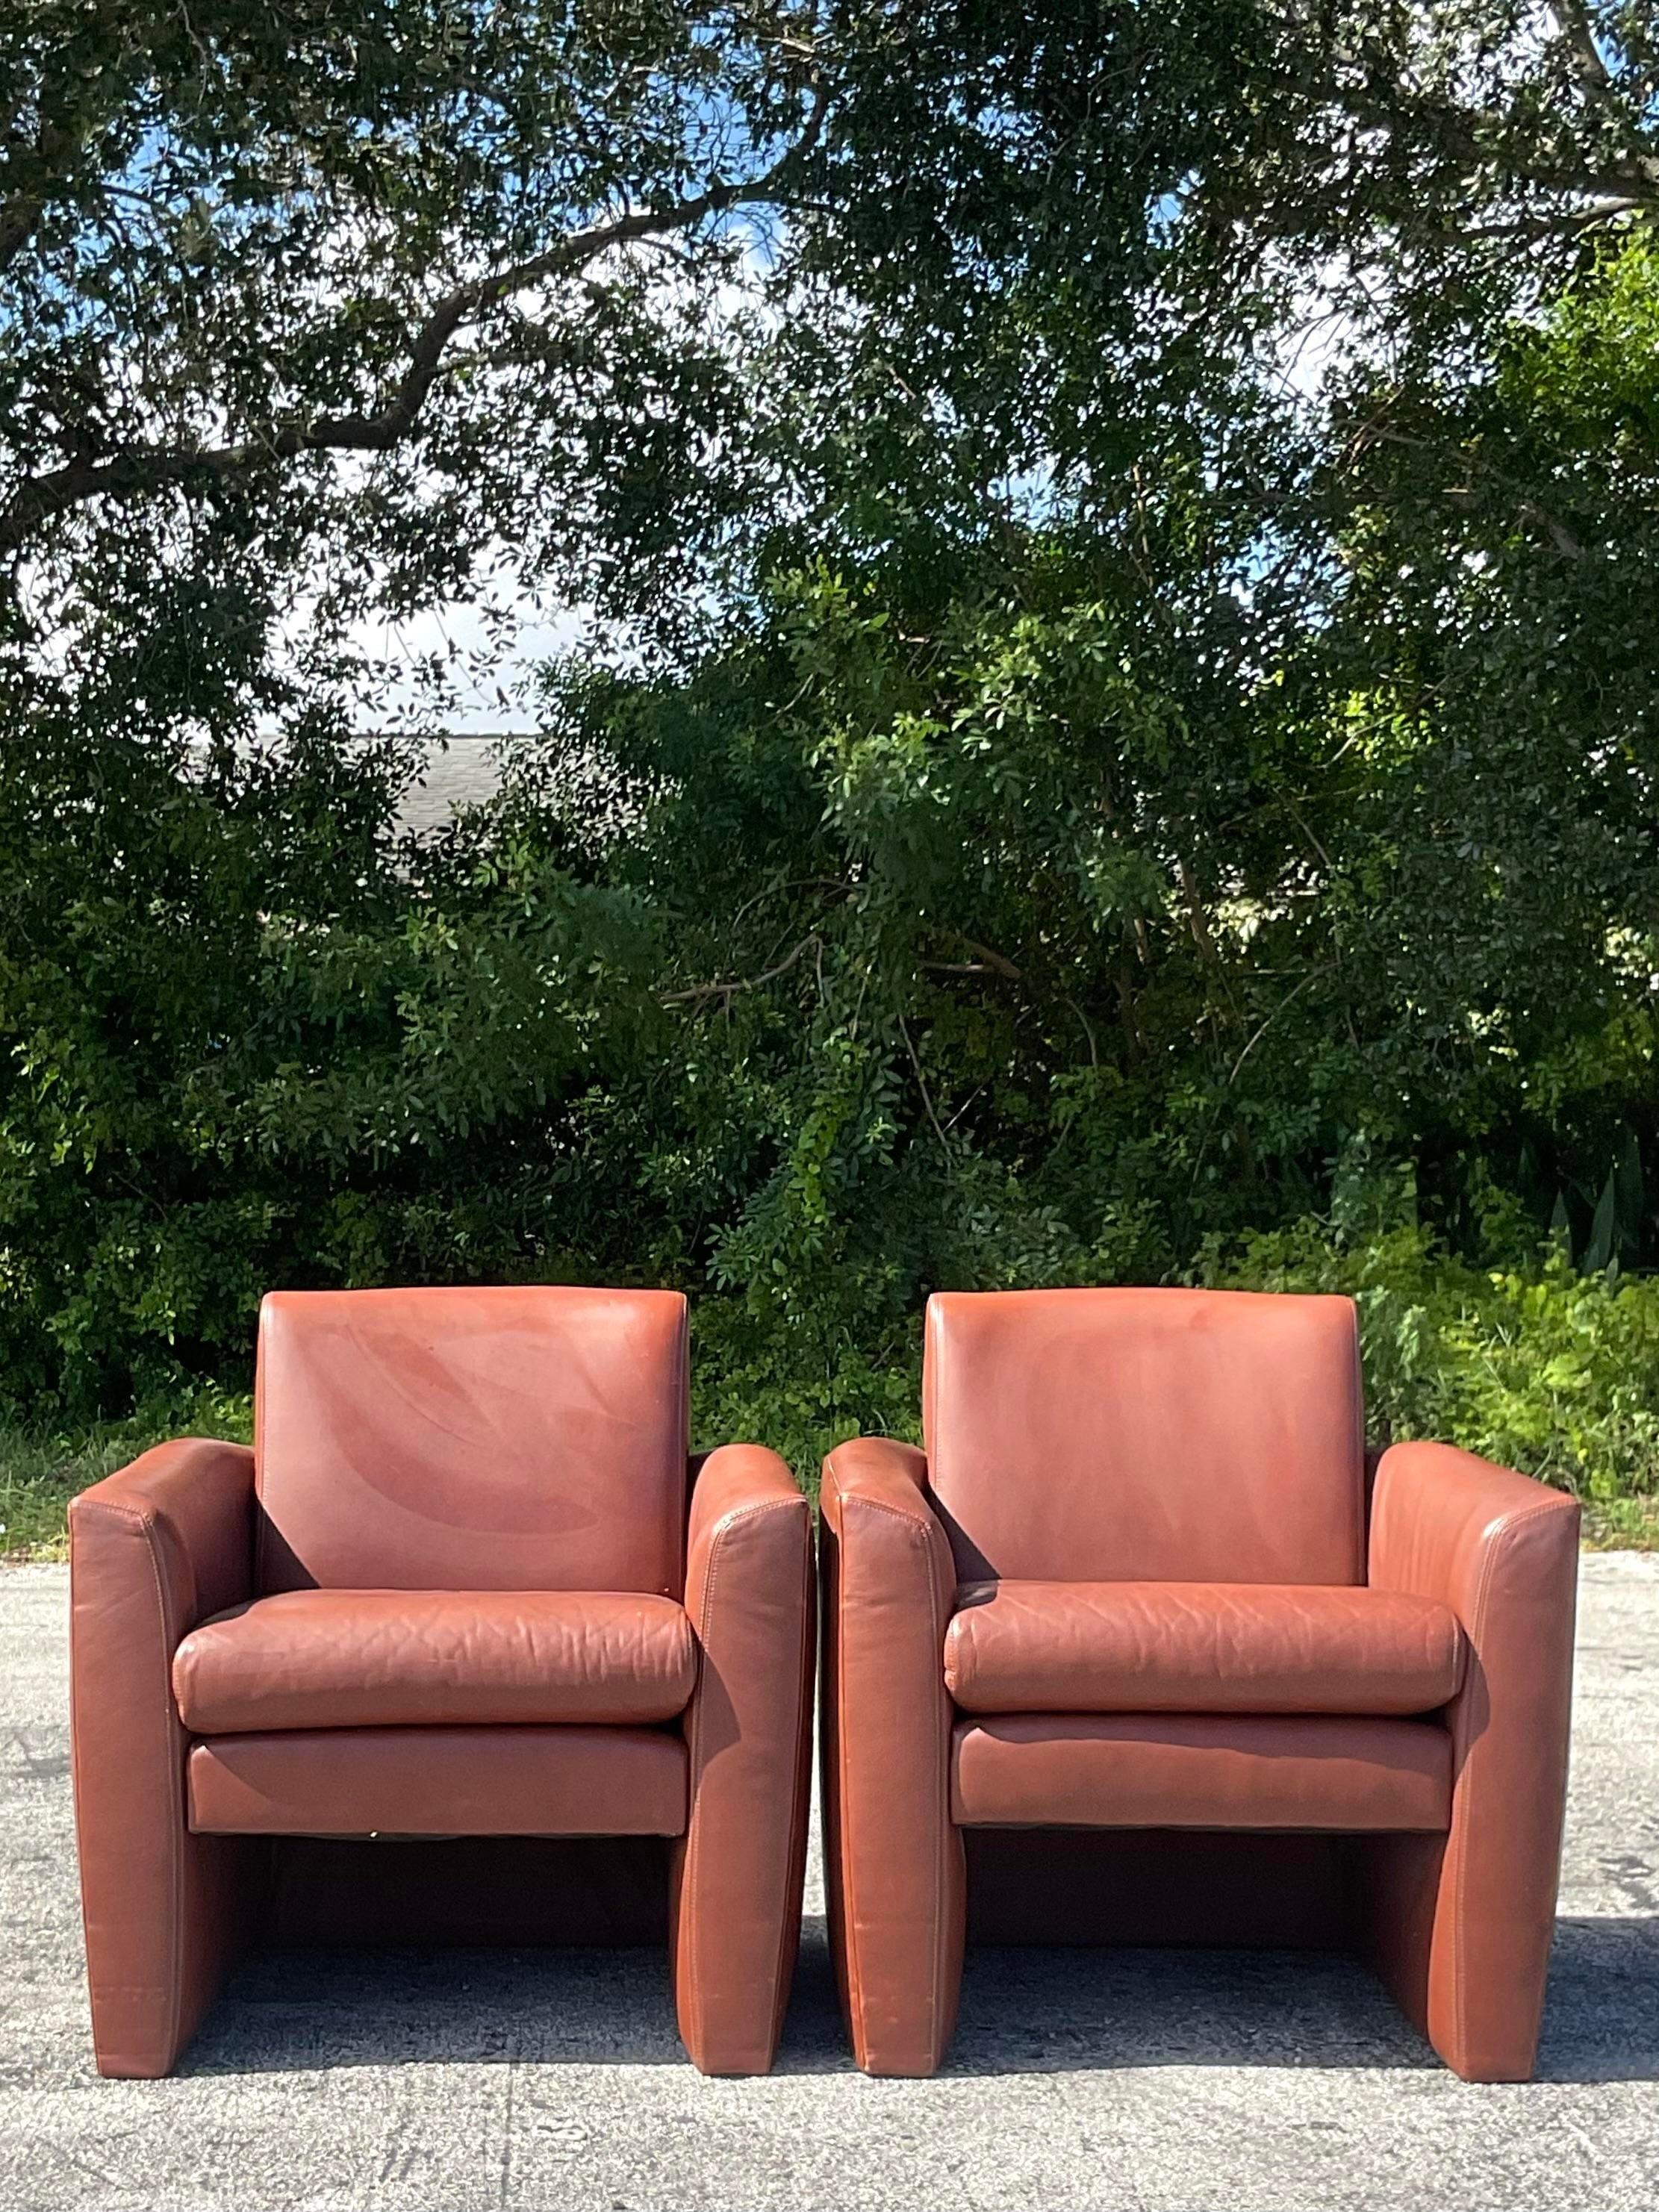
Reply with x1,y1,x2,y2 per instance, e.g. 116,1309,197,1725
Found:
69,1284,1579,2084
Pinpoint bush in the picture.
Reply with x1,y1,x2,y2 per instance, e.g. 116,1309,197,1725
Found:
691,1293,922,1492
4,1237,1655,1558
1207,1224,1659,1540
0,1386,252,1561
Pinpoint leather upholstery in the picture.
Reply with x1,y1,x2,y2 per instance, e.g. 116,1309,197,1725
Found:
924,1288,1364,1583
255,1286,689,1594
944,1580,1464,1716
70,1287,814,2081
821,1288,1580,2084
671,1445,815,2075
951,1713,1453,1830
174,1589,697,1732
1366,1441,1580,2081
69,1441,262,2078
189,1727,688,1836
819,1436,965,2078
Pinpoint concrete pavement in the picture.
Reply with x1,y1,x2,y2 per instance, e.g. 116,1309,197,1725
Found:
2,1556,1657,2211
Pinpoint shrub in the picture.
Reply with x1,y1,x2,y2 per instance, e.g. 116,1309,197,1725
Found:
1207,1224,1659,1537
4,1239,1655,1556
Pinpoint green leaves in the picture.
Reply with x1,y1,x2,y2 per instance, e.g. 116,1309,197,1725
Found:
1210,1220,1659,1518
3,4,1658,1502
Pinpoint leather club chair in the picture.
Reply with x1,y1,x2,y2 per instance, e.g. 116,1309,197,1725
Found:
69,1286,813,2078
820,1286,1580,2081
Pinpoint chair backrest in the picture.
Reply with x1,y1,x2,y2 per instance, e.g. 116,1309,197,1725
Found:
923,1287,1364,1585
254,1286,689,1595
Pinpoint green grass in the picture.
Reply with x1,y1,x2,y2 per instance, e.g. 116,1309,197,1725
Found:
0,1392,253,1563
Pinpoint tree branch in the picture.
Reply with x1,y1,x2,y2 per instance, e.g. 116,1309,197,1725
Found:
1348,425,1590,560
898,1011,952,1155
1335,63,1659,228
2,90,827,555
1549,2,1613,96
944,932,1022,981
1,119,88,274
0,189,45,271
660,935,820,1006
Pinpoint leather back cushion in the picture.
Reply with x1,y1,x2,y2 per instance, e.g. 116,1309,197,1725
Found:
255,1287,689,1595
923,1289,1364,1584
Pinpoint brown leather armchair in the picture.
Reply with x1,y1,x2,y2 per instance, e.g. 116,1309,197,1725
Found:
820,1287,1579,2081
69,1286,813,2079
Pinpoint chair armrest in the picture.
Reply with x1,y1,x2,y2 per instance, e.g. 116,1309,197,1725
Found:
68,1439,258,2075
818,1435,954,1722
818,1434,953,1686
1369,1439,1579,1633
819,1435,964,2075
673,1444,813,2073
1367,1439,1579,2076
684,1443,807,1613
1367,1433,1579,1788
820,1433,933,1526
70,1438,256,1646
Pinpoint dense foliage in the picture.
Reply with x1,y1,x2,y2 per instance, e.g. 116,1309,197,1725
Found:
2,4,1657,1521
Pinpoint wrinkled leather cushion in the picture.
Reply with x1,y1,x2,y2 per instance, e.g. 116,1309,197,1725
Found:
188,1726,688,1836
951,1713,1453,1831
944,1581,1465,1716
173,1589,697,1733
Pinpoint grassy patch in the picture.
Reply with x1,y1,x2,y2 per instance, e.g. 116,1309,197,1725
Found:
1582,1495,1659,1551
0,1392,253,1563
2,1391,1653,1560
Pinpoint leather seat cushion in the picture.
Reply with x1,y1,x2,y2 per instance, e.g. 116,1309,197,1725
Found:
188,1726,688,1836
944,1580,1465,1716
950,1713,1453,1831
174,1588,697,1733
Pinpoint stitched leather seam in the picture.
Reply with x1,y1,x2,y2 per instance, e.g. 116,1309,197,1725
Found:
923,1521,950,2055
922,1316,937,1462
1348,1315,1366,1583
830,1489,862,2062
253,1328,268,1593
829,1483,871,2063
680,1512,724,2059
1450,1498,1564,2069
674,1304,691,1595
730,1495,812,2063
75,1499,187,2063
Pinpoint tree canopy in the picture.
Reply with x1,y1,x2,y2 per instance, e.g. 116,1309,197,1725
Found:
2,3,1658,1462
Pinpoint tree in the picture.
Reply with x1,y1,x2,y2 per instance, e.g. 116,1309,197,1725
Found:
1,4,1656,1433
